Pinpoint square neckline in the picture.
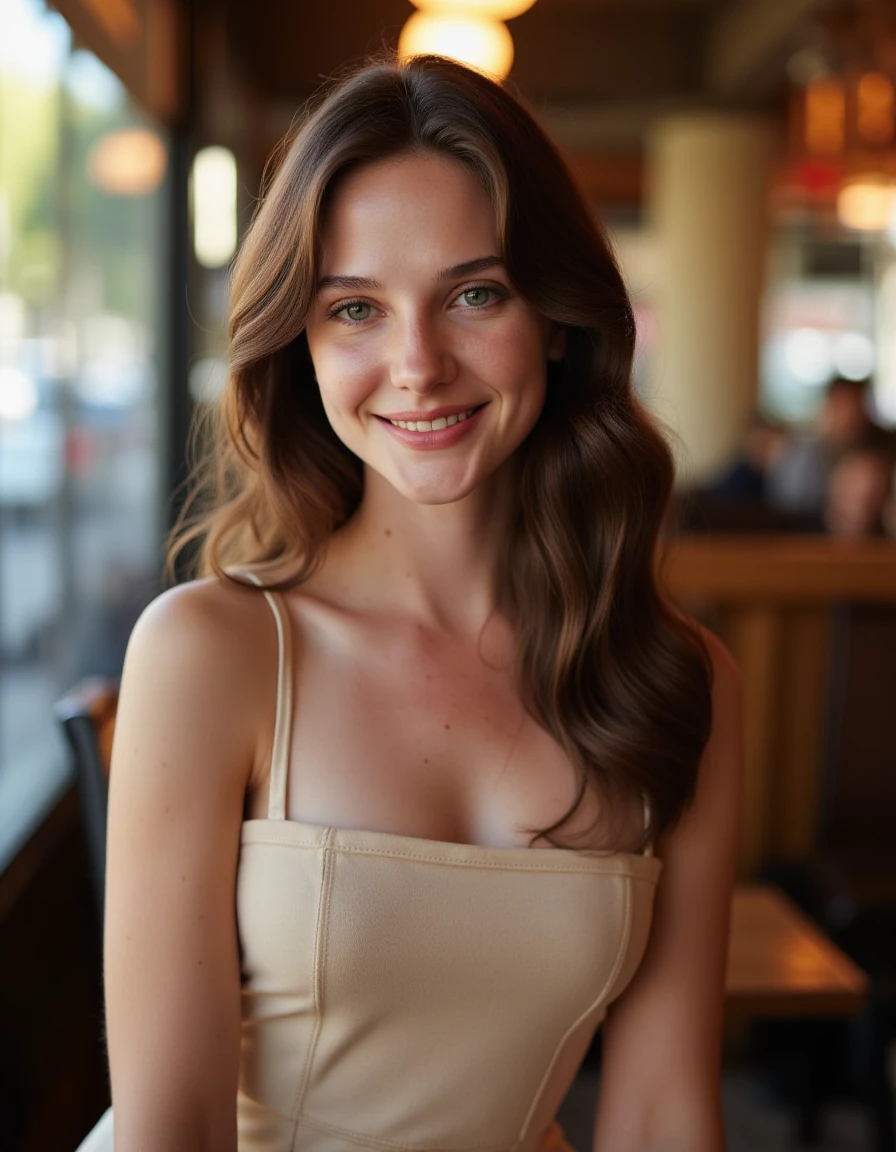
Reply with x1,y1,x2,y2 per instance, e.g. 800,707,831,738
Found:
241,814,657,863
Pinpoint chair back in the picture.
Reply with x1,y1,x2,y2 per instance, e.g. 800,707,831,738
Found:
54,678,118,926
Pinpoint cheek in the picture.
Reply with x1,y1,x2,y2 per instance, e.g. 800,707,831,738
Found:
494,324,550,404
308,338,380,415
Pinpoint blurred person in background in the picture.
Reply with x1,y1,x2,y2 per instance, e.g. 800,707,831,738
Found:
701,417,788,504
678,417,810,533
765,375,889,528
825,447,895,539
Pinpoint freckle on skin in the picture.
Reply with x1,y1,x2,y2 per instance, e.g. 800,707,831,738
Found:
444,723,450,730
384,528,391,537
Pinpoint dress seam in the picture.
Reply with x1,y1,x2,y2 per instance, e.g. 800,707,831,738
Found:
514,876,634,1148
291,827,334,1118
333,845,656,876
241,834,661,877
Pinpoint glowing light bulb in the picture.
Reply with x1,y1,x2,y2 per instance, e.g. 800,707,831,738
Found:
191,146,238,268
398,10,514,79
837,174,896,231
409,0,537,20
86,128,166,196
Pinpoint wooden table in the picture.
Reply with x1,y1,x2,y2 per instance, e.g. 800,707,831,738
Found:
727,884,869,1017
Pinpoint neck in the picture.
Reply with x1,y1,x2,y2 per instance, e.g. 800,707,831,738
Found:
327,461,519,637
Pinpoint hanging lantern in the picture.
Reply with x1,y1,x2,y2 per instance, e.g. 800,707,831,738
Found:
804,77,846,156
856,72,894,147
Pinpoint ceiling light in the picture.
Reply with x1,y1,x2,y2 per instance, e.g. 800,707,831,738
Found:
837,174,896,231
804,77,845,155
86,128,166,197
398,11,514,79
856,72,894,147
191,146,238,268
409,0,537,19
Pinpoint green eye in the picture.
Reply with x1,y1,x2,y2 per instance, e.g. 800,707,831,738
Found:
343,302,371,321
461,288,490,307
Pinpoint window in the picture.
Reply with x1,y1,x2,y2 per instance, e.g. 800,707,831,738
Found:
0,0,167,869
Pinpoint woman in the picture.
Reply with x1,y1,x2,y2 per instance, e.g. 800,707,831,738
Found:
95,54,741,1152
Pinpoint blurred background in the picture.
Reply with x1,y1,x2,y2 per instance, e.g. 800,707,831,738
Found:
2,0,896,1149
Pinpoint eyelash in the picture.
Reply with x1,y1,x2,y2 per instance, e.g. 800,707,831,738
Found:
325,283,508,324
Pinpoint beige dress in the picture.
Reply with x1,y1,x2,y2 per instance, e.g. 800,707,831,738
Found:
77,578,663,1152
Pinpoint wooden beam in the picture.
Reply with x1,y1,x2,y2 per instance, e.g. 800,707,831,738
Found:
53,0,188,126
665,535,896,604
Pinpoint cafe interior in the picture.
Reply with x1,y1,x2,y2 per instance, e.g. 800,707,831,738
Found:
1,0,896,1149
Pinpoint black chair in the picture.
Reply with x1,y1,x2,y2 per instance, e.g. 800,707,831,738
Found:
54,678,118,930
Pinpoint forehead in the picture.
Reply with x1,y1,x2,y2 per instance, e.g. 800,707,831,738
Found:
318,153,499,273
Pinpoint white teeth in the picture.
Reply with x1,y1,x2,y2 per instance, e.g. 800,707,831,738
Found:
388,406,478,430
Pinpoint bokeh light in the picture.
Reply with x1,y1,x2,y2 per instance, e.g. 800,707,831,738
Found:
398,11,514,79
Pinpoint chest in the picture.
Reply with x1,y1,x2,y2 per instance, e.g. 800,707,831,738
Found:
246,598,604,848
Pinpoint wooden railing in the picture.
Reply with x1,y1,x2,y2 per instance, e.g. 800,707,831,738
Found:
664,535,896,878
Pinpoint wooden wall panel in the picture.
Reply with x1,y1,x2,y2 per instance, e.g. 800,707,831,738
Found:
667,535,896,878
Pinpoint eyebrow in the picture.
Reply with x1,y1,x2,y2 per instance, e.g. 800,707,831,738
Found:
316,256,505,294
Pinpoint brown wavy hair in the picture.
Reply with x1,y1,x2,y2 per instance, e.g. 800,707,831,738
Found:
168,53,713,847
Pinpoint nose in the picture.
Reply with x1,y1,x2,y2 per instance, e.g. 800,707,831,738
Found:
389,314,457,394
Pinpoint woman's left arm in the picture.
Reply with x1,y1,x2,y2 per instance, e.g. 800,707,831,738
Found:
592,629,744,1152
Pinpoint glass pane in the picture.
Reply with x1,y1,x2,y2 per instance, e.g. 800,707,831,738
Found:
0,0,166,868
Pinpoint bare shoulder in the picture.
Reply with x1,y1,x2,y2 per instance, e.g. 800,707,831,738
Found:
104,573,275,1146
113,575,278,803
128,573,270,665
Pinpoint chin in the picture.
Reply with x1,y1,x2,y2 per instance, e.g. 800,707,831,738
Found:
394,482,480,506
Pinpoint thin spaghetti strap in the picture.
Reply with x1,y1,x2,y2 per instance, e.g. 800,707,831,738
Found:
641,793,654,858
235,571,293,821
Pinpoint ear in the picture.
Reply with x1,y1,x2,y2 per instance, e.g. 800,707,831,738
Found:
547,323,567,363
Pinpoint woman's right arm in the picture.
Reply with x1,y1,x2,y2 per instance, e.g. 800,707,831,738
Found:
104,581,266,1152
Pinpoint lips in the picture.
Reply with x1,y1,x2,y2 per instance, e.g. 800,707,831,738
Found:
376,399,488,449
376,403,487,423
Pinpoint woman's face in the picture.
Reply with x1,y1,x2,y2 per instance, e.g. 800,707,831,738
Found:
305,152,563,505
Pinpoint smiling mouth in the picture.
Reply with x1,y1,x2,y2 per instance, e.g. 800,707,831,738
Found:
376,404,487,432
